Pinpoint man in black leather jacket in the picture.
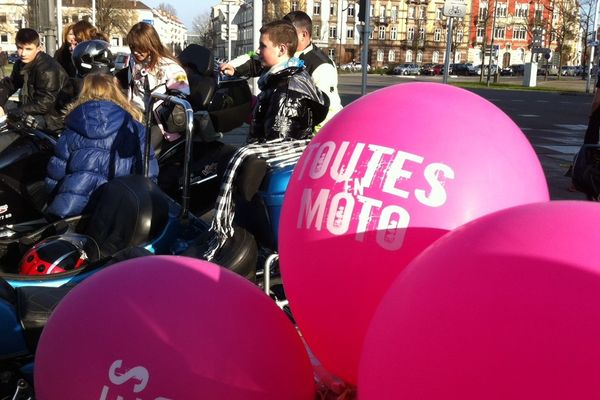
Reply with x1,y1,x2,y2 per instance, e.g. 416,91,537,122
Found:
222,20,328,142
0,28,68,146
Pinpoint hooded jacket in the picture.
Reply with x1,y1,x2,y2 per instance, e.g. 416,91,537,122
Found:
45,100,158,218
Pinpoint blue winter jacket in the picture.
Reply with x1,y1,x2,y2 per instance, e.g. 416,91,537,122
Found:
45,100,159,218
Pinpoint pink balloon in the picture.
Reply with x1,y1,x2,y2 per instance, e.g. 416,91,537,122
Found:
35,256,314,400
279,83,549,384
359,201,600,399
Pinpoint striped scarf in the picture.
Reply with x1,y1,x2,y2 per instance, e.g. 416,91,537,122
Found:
203,139,310,260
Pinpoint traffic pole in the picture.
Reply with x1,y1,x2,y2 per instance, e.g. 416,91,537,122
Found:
443,17,453,84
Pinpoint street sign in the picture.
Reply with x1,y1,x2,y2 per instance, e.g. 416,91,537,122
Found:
532,47,551,54
442,0,467,18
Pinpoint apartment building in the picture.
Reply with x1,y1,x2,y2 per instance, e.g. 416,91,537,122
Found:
213,0,581,68
0,0,186,54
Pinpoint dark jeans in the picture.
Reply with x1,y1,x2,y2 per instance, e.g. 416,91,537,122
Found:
584,107,600,144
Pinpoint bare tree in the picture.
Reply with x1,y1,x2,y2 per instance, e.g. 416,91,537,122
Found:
549,0,579,77
91,0,136,38
579,0,594,68
191,11,216,49
158,3,178,16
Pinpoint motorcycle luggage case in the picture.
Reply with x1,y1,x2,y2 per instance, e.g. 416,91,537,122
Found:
258,163,295,249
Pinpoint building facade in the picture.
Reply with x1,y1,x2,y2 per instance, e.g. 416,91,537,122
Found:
212,0,581,68
0,0,186,55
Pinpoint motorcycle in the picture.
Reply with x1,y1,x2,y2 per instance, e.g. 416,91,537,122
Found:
0,89,259,399
0,45,296,399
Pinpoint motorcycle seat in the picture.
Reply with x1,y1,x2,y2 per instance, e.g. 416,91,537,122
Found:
178,44,217,111
0,277,15,305
15,284,73,352
83,176,170,258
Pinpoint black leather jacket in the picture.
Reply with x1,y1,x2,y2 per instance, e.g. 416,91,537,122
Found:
249,66,329,142
0,52,68,133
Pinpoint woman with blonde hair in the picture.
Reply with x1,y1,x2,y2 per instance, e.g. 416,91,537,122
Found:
54,23,77,77
45,73,158,218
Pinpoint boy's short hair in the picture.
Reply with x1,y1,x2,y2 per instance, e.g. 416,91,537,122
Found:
16,28,40,47
260,20,298,57
283,11,313,38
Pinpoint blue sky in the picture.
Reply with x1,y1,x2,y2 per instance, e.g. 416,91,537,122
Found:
142,0,218,29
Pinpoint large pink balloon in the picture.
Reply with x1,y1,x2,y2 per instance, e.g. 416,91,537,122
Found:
35,256,314,400
359,201,600,399
279,82,549,384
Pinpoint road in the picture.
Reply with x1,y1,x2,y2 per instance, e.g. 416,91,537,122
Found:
338,74,591,200
224,74,591,200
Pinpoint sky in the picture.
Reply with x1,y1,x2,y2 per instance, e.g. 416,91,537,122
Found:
141,0,219,30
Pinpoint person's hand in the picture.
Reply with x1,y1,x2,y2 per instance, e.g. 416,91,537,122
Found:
219,63,235,76
6,108,25,123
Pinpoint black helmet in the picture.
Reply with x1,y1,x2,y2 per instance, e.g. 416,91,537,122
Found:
72,40,115,77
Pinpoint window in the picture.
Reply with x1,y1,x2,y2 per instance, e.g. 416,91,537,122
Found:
405,50,413,62
313,24,320,39
551,32,557,42
456,31,464,43
419,27,425,40
0,15,7,24
513,26,526,40
314,2,321,15
292,1,298,11
369,28,373,39
391,6,398,22
436,7,442,19
518,48,525,62
328,48,335,59
348,3,355,17
379,5,386,22
111,37,120,46
379,26,386,39
434,28,442,41
71,15,79,22
377,49,384,62
432,51,439,63
535,7,542,21
494,26,505,39
419,6,426,19
388,50,396,61
515,4,528,17
478,3,488,20
0,34,7,43
454,52,462,63
329,26,337,38
347,28,354,38
370,4,374,16
416,51,423,63
476,26,485,39
391,27,398,40
331,3,336,15
407,27,415,40
408,6,415,19
495,3,507,17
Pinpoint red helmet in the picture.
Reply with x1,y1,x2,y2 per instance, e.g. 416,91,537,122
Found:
19,234,99,275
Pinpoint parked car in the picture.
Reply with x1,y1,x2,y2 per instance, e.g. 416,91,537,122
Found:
432,63,449,75
500,64,525,76
7,53,18,64
477,64,499,76
393,63,420,75
419,63,437,75
113,52,130,71
538,65,559,76
560,65,577,76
